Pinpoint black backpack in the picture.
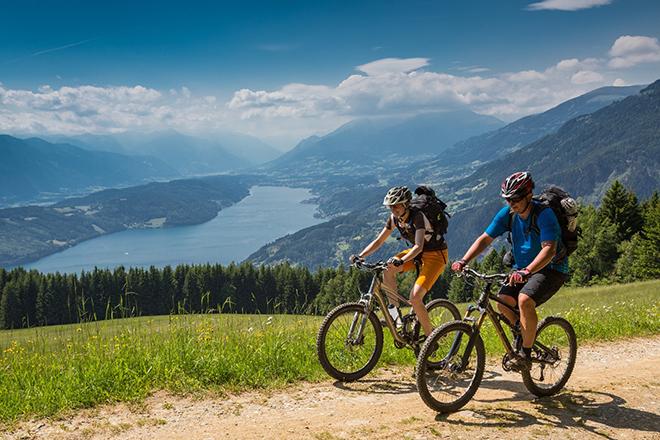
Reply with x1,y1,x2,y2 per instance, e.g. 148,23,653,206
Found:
506,185,580,264
408,185,450,242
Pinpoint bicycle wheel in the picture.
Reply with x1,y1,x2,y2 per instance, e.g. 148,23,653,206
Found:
413,299,462,358
416,321,485,413
521,316,577,397
316,302,384,382
426,298,462,327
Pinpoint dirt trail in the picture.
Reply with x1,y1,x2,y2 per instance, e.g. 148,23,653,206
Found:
6,336,660,440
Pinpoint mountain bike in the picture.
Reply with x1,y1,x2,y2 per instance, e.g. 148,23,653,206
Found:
316,260,461,382
415,266,577,413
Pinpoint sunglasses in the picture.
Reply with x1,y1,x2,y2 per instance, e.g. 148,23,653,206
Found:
506,194,528,204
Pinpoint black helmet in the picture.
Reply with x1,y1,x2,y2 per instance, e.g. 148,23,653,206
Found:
501,172,534,199
383,186,412,206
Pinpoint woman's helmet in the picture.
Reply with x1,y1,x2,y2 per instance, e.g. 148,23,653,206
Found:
501,172,534,199
383,186,412,206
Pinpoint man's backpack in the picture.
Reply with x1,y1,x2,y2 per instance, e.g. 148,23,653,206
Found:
409,185,451,242
506,185,580,264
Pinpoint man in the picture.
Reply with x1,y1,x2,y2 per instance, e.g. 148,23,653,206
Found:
451,172,569,369
350,186,448,340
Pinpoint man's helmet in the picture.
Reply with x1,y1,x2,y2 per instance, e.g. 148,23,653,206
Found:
383,186,412,206
501,172,534,199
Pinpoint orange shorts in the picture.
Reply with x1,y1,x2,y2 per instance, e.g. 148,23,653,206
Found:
395,248,448,291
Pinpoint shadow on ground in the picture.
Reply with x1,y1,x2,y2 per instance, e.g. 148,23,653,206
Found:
435,387,659,439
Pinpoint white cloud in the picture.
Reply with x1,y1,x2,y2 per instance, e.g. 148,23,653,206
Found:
467,67,490,73
571,70,604,84
356,58,429,76
0,34,653,145
608,35,660,68
613,78,627,86
0,84,220,135
555,57,601,71
506,70,546,82
527,0,612,11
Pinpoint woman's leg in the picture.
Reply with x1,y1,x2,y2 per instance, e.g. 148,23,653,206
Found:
410,283,432,335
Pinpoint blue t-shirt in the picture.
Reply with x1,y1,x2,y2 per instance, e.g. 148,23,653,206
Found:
485,201,569,274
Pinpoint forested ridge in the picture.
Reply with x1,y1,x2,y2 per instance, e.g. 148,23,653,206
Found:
0,181,657,329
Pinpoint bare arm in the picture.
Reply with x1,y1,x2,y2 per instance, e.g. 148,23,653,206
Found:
358,225,393,258
460,232,494,264
525,241,556,273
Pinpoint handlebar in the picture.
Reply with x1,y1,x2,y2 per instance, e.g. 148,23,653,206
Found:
458,266,509,283
352,260,389,272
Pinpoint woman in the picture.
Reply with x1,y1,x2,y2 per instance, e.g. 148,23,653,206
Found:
350,186,448,339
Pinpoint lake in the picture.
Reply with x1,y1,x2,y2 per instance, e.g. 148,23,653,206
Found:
23,186,322,273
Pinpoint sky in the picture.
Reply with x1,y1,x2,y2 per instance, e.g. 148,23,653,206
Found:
0,0,659,149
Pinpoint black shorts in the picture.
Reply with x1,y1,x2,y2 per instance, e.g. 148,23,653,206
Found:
499,267,568,307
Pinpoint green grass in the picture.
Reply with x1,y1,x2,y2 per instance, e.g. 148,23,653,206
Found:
0,280,658,423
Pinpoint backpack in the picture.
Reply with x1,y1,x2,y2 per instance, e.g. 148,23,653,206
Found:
407,185,450,243
506,185,580,264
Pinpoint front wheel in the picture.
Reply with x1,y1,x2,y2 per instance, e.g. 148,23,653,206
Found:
521,316,577,397
316,302,384,382
416,321,485,413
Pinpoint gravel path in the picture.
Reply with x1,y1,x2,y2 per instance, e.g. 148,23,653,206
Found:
5,336,660,440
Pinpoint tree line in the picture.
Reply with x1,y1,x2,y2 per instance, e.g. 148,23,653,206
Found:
0,181,657,329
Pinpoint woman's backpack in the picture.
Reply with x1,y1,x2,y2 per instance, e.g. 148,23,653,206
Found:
410,185,451,241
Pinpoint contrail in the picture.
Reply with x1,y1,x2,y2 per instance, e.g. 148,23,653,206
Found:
4,38,96,64
30,38,96,57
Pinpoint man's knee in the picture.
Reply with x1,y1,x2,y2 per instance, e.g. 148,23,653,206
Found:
518,293,536,312
498,294,517,307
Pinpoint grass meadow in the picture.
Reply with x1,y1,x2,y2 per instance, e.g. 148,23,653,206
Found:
0,279,658,423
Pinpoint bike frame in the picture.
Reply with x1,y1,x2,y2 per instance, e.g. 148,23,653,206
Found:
447,269,558,369
357,267,416,347
456,278,517,367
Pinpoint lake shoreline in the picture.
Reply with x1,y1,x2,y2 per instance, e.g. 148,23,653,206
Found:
17,186,322,274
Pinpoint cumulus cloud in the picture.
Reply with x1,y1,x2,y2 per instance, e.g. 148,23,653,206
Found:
506,70,546,82
571,70,604,84
608,35,660,68
356,58,429,75
0,84,221,135
526,0,612,11
613,78,627,86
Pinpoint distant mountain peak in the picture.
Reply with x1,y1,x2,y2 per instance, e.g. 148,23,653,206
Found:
641,79,660,95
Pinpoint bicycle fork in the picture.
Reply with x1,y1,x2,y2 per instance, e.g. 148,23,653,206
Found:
441,309,487,371
347,311,370,345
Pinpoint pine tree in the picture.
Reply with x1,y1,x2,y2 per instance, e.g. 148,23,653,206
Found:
570,205,618,284
615,196,660,281
601,180,644,242
0,281,22,329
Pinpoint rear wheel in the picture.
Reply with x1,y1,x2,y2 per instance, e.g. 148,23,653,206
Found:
416,321,485,413
414,299,462,357
426,298,462,328
316,302,383,382
521,316,577,396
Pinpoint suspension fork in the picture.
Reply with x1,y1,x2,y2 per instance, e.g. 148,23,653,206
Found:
349,275,379,343
441,305,487,368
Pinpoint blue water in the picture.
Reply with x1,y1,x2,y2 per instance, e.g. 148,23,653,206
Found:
23,186,322,274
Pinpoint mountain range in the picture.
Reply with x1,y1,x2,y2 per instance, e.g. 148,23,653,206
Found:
0,135,178,206
48,129,281,175
435,85,645,168
264,110,505,175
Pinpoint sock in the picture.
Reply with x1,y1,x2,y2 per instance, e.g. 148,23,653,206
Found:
522,347,532,358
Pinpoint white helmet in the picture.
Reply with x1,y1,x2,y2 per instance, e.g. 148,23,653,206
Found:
383,186,412,206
